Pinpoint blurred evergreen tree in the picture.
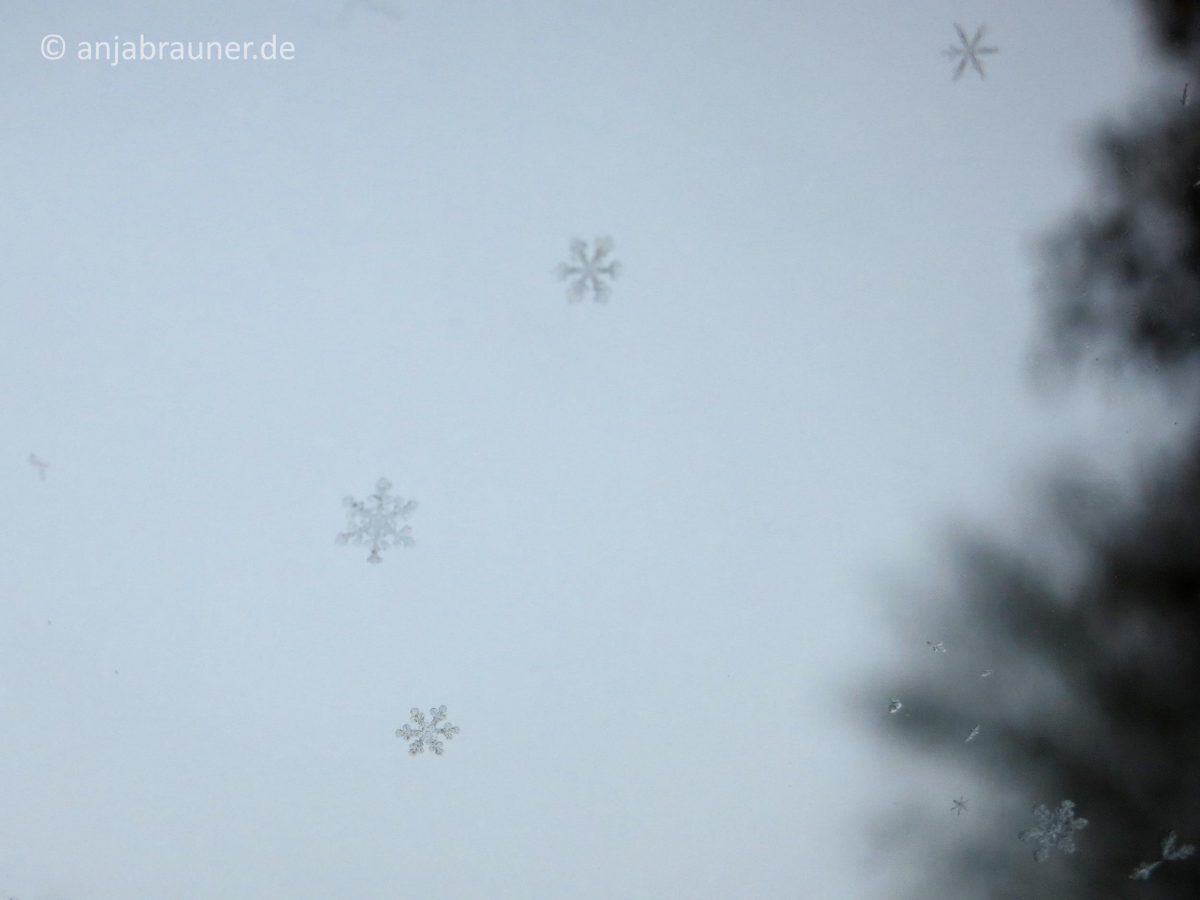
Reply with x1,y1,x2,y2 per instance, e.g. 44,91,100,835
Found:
876,2,1200,896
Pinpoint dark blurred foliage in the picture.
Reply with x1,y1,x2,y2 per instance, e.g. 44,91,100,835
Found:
874,2,1200,897
1140,0,1200,61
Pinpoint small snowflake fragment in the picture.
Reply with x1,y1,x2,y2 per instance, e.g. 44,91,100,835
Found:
395,705,460,756
980,669,993,678
942,24,999,81
336,477,417,564
888,698,903,715
1019,800,1089,862
952,796,968,816
555,236,621,303
1130,831,1196,880
926,640,947,653
965,725,980,743
28,453,48,480
1161,831,1196,861
1130,861,1159,881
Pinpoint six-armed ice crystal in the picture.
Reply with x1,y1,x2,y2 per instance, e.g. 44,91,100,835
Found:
942,24,999,81
336,477,417,564
555,236,621,303
1019,800,1089,862
396,705,460,756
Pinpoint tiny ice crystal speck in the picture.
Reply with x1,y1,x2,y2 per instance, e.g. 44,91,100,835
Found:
28,453,48,480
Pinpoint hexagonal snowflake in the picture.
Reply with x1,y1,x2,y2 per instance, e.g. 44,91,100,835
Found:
395,705,460,756
336,477,417,564
555,236,621,303
1019,799,1089,862
942,24,999,81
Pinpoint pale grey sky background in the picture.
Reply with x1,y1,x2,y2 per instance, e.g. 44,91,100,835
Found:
0,1,1175,898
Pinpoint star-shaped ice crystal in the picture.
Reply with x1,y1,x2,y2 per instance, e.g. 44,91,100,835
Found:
943,24,999,81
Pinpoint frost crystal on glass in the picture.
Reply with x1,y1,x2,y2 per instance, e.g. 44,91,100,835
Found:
395,705,459,756
942,24,999,81
336,477,417,564
555,236,621,303
1130,831,1196,880
1018,800,1089,862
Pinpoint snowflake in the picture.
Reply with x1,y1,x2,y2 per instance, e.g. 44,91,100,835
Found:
943,24,999,81
888,698,903,715
1019,800,1089,862
395,705,460,755
1130,831,1196,880
926,640,947,653
28,453,48,480
1130,861,1158,881
555,236,621,303
336,477,417,564
980,669,994,678
964,725,980,743
952,796,968,816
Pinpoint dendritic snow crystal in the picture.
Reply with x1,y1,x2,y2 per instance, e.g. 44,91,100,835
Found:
1019,800,1089,862
1130,831,1196,880
555,236,621,303
336,477,417,564
942,24,999,81
395,705,460,756
952,796,968,816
